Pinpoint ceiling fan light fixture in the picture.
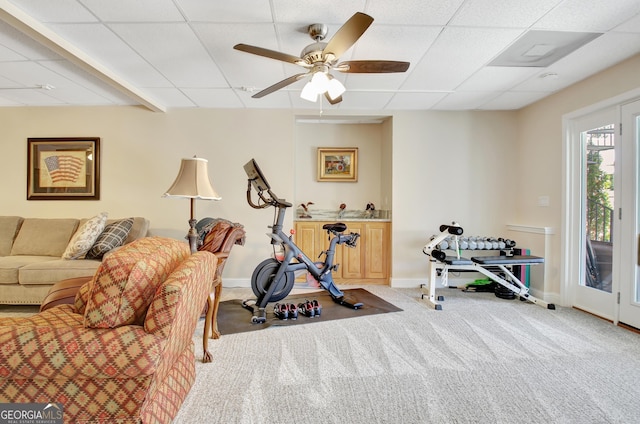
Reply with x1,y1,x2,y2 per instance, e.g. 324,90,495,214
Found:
311,71,330,91
327,78,345,100
300,81,319,102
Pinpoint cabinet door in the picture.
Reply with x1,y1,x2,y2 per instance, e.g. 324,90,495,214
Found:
341,222,364,279
295,222,321,259
365,222,388,279
295,222,320,281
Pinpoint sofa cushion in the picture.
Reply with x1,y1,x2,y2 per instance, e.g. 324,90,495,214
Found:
62,212,108,260
84,237,190,329
125,217,150,245
86,218,134,260
0,256,58,285
10,219,79,257
0,216,23,257
18,258,100,285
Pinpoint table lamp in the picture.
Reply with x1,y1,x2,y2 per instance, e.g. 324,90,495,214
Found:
163,157,221,253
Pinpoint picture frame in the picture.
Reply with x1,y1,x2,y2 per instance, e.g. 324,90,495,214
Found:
317,148,358,182
27,137,100,200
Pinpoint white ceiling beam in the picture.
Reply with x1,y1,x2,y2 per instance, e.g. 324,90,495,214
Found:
0,0,166,112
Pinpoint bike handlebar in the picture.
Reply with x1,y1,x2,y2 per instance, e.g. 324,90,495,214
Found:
246,180,292,209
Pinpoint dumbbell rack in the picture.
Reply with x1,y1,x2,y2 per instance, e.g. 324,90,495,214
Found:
421,238,521,310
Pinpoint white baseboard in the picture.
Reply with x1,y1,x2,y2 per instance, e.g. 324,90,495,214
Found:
391,277,561,305
222,278,251,288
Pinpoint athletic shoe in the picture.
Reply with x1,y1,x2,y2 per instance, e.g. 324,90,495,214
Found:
312,299,322,317
274,303,288,320
298,301,315,318
288,303,298,320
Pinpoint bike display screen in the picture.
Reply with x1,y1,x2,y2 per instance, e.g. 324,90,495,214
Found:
244,159,271,192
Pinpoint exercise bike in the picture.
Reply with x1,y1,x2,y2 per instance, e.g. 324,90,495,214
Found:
243,159,363,324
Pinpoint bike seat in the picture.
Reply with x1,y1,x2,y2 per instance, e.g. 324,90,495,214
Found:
322,223,347,233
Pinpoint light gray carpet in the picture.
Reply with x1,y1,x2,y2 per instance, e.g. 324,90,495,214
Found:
176,285,640,424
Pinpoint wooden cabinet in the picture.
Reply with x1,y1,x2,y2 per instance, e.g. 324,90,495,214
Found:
294,221,390,284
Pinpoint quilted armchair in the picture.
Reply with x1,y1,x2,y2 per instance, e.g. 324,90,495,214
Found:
0,237,217,423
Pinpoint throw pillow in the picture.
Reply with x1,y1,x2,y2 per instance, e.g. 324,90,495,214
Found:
62,212,108,259
85,218,134,260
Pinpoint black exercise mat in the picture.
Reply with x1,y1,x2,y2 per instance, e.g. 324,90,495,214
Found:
215,288,402,335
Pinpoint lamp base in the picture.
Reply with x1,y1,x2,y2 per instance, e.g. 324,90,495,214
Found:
187,218,198,254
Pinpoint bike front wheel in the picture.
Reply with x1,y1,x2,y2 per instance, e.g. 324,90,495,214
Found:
251,258,295,302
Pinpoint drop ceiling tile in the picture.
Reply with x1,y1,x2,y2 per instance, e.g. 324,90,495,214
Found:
450,0,561,28
182,88,245,108
434,91,501,110
108,23,226,87
0,44,26,61
10,0,98,23
40,59,139,104
80,0,185,22
385,92,449,109
176,0,274,22
147,88,196,108
613,13,640,33
0,75,21,87
237,89,292,108
456,67,541,91
402,27,524,91
366,0,464,25
479,91,549,110
0,95,21,106
346,24,439,81
343,73,407,91
193,23,291,90
0,88,65,105
273,0,367,24
0,61,71,87
0,21,60,60
333,91,395,109
44,84,117,105
48,23,171,87
533,0,640,32
511,71,571,93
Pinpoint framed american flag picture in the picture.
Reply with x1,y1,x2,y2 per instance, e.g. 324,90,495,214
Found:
27,137,100,200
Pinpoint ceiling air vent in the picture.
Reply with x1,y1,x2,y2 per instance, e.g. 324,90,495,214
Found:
489,30,602,68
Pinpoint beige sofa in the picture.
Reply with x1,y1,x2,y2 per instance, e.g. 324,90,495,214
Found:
0,216,149,305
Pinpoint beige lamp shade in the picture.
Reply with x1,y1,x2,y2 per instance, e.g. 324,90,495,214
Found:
163,157,221,200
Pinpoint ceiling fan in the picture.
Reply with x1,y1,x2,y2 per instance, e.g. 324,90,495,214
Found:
233,12,410,104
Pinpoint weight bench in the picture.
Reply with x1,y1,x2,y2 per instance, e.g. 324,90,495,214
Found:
421,254,555,311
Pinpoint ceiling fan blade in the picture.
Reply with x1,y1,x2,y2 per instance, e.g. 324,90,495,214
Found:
252,73,308,98
324,92,343,105
335,60,410,73
234,43,305,66
322,12,374,59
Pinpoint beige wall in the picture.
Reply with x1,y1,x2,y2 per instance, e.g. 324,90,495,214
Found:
517,53,640,299
294,121,390,212
1,52,639,297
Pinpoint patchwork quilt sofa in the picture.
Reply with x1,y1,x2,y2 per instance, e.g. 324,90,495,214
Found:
0,236,217,423
0,215,149,305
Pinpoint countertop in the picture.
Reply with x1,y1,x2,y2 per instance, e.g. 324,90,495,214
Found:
294,209,391,222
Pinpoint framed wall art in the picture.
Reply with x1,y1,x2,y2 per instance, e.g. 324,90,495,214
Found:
27,137,100,200
317,147,358,182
